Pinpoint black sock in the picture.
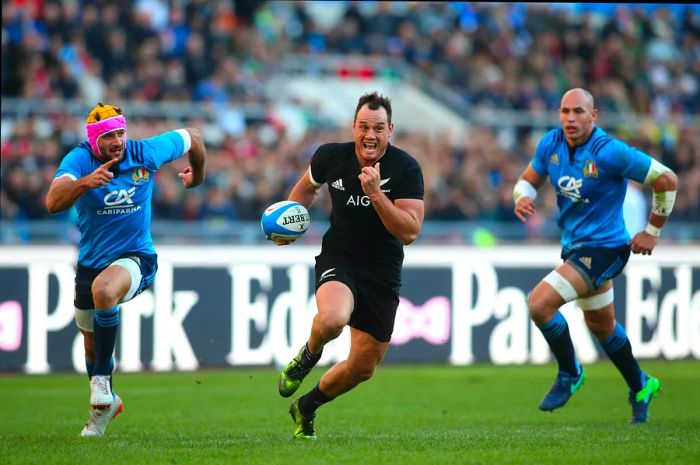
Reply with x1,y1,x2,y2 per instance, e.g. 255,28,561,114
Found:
301,343,322,368
299,383,333,417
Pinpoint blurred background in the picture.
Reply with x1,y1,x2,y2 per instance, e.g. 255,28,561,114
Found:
2,1,699,245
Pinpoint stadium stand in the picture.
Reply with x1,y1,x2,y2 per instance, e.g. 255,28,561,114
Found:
1,1,698,244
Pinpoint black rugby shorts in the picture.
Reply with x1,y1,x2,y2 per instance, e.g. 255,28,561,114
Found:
314,252,400,343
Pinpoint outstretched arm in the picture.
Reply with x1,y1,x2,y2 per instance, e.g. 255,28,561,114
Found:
178,128,207,188
46,157,119,213
513,163,546,222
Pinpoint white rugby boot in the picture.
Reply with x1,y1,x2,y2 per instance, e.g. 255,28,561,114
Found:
80,393,123,437
89,375,113,408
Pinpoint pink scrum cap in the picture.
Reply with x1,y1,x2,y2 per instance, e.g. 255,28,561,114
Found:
85,103,128,158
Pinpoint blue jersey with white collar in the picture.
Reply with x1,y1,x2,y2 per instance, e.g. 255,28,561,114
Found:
532,126,652,252
56,131,187,268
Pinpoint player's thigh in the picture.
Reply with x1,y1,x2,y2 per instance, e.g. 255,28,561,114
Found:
530,262,589,312
316,280,354,326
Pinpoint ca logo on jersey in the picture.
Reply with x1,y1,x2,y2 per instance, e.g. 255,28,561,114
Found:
98,187,142,215
104,187,136,206
557,176,589,203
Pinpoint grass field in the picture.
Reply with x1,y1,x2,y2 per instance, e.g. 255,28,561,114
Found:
1,361,698,465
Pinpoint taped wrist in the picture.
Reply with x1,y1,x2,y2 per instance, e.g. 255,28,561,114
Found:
651,190,676,217
645,223,662,237
513,179,537,204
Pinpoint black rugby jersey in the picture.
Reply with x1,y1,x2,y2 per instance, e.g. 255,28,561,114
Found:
310,142,424,276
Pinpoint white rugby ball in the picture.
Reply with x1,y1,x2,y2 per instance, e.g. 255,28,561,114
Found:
261,200,310,242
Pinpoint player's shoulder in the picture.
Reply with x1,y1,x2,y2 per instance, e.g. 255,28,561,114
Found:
542,128,566,147
386,144,420,168
65,141,93,158
588,127,625,158
60,141,93,167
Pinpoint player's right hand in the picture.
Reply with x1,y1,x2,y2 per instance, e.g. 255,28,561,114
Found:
266,235,295,246
83,157,119,188
514,197,536,222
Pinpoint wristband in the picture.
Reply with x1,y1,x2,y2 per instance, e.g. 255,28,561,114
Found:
513,179,537,204
644,223,662,237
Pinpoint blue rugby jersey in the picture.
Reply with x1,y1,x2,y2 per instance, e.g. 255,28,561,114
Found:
55,131,187,268
531,126,652,252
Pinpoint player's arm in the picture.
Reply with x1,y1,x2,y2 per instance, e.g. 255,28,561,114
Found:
359,163,424,245
178,128,206,188
629,159,678,255
46,157,119,213
513,163,546,222
288,168,320,209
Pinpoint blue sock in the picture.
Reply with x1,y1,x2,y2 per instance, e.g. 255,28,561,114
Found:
600,323,643,392
537,311,580,376
93,306,119,376
85,360,95,378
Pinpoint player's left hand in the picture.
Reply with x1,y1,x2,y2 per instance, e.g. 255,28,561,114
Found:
359,162,381,197
178,166,199,188
629,231,658,255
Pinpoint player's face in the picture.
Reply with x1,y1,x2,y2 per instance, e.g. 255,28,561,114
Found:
559,92,597,146
353,104,393,166
97,129,126,161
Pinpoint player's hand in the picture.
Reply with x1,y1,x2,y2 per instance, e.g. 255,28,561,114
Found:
629,231,658,255
83,157,119,188
359,162,381,197
178,166,200,188
266,235,295,246
514,197,536,222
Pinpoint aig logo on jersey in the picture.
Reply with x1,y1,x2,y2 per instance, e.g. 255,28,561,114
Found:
345,178,391,207
557,176,590,203
132,167,150,183
98,187,142,215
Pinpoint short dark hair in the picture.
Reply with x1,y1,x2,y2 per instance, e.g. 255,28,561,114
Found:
354,91,392,124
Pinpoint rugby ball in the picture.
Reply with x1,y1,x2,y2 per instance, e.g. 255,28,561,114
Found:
261,200,310,242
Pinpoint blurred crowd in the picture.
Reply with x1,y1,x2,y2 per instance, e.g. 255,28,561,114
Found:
2,1,699,236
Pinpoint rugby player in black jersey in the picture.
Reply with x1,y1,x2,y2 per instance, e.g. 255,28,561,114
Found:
275,92,425,440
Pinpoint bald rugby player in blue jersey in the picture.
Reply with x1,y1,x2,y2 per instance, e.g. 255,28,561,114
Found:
513,88,677,424
46,103,207,436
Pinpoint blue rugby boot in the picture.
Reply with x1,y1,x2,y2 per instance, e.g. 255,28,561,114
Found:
289,398,316,440
539,367,587,411
629,374,661,424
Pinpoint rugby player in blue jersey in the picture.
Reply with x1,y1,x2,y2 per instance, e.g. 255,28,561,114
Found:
513,88,677,424
46,103,207,436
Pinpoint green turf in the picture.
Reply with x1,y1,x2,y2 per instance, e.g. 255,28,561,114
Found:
1,361,698,465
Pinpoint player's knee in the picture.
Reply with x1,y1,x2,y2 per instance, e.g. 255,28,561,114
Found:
527,292,552,323
585,317,615,339
315,313,346,339
348,363,376,383
91,278,120,309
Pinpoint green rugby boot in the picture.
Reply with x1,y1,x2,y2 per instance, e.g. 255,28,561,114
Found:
629,374,661,424
278,345,319,398
289,398,316,440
